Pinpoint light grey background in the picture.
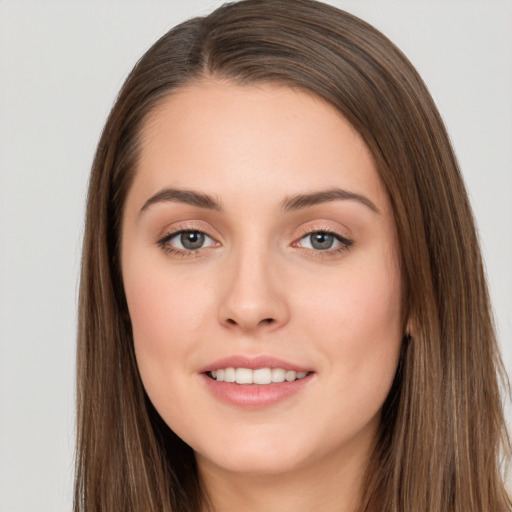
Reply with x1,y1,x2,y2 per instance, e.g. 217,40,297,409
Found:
0,1,511,510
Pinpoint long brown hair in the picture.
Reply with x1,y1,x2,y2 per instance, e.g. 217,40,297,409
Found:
75,1,511,510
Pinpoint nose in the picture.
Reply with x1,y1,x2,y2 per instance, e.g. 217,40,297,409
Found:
217,247,290,333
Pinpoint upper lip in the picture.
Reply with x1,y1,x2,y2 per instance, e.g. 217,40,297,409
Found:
198,355,312,374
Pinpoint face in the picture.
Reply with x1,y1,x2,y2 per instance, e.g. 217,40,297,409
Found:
121,80,403,480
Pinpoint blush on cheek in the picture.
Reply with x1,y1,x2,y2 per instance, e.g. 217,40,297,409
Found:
311,265,402,386
126,269,215,359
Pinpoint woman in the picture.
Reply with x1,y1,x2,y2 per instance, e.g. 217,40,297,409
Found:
75,0,511,510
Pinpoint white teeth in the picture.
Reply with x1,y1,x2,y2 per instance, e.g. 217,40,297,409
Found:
235,368,252,384
253,368,272,384
224,367,236,383
271,368,285,382
210,367,309,384
285,370,296,382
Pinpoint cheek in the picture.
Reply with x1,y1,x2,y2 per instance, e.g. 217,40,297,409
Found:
122,256,214,401
298,262,402,442
125,257,209,344
297,253,403,392
302,258,401,334
123,263,215,424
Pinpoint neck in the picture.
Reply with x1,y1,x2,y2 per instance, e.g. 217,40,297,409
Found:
197,440,372,512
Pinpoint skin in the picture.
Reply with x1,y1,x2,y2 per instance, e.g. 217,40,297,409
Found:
121,80,404,512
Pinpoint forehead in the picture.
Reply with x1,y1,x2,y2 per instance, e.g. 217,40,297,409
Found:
130,80,389,214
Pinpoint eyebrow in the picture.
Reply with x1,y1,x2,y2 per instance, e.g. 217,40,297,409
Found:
139,186,379,216
139,188,223,215
281,188,380,214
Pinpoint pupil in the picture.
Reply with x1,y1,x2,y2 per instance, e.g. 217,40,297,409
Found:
311,232,334,250
181,232,205,250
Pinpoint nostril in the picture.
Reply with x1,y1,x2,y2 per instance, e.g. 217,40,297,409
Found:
225,317,274,327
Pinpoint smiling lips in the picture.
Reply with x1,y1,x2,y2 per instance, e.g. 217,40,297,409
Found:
201,356,314,408
209,367,309,384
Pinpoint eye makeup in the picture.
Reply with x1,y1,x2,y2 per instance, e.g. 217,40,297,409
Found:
156,224,354,260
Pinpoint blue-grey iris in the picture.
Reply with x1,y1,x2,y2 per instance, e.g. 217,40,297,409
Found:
310,233,334,250
181,232,205,250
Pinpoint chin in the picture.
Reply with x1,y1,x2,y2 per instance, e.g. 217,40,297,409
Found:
197,448,308,477
192,429,313,476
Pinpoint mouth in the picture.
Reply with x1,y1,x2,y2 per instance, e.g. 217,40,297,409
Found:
199,356,314,407
206,367,311,385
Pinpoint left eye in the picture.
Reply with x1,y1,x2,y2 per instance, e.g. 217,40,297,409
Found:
165,230,216,251
298,231,349,251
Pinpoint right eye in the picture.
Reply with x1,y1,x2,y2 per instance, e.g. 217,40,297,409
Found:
158,230,217,254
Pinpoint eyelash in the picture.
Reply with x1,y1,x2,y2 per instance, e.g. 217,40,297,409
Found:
294,230,353,258
156,228,354,258
157,229,217,258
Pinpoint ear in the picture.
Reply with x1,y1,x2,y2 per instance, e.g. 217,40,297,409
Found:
405,317,415,339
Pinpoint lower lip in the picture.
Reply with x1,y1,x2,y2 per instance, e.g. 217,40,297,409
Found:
201,373,314,408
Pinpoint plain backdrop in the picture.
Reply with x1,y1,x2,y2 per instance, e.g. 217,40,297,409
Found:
0,1,511,510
